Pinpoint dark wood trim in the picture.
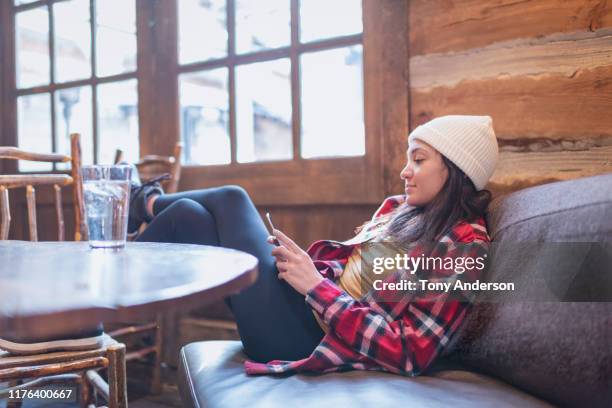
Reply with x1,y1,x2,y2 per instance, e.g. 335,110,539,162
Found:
0,0,5,175
137,0,179,158
91,0,98,163
363,0,410,197
177,0,383,205
176,34,363,74
15,71,138,95
48,0,56,169
227,0,237,163
290,0,301,161
1,0,18,174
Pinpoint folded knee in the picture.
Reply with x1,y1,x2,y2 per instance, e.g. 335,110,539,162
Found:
167,198,206,219
218,185,250,202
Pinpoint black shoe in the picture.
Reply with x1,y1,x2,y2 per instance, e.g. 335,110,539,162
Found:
0,324,105,355
127,166,169,234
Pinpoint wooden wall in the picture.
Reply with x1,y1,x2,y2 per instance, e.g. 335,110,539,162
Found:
395,0,612,197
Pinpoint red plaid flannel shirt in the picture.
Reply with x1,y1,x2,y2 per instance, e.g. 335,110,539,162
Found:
245,195,490,376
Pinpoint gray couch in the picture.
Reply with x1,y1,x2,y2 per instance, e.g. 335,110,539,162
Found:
178,173,612,408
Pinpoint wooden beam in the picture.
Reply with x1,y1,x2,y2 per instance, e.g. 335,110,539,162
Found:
489,146,612,196
410,0,612,56
363,0,410,198
137,0,179,157
410,29,612,90
1,0,18,174
410,65,612,140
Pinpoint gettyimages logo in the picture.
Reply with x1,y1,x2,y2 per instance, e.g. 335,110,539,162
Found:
354,242,612,303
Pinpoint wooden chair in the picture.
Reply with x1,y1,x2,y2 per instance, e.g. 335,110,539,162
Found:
107,144,183,395
0,133,127,408
114,142,183,193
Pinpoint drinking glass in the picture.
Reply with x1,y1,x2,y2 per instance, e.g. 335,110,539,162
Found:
81,165,132,248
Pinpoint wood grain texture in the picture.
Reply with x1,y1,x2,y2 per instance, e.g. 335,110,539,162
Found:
71,133,87,241
0,186,9,240
0,357,108,381
410,65,612,139
410,0,612,56
54,184,65,241
0,241,258,340
25,185,37,241
0,147,70,163
410,28,612,90
258,204,378,249
137,0,180,158
363,0,410,198
0,174,73,188
489,146,612,195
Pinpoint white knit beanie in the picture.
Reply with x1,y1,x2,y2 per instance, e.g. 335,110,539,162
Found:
407,115,499,191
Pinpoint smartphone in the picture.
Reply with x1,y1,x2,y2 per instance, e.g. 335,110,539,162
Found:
265,212,280,246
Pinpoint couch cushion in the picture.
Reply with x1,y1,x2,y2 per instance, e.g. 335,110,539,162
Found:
178,341,552,408
445,174,612,408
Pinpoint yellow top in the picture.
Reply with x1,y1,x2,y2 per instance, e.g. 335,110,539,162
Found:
312,220,391,333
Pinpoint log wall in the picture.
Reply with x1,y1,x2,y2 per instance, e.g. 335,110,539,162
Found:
398,0,612,196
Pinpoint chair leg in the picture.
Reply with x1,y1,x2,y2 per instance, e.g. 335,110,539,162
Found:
150,314,164,394
107,343,128,408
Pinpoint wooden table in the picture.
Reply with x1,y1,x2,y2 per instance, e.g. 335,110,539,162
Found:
0,241,258,340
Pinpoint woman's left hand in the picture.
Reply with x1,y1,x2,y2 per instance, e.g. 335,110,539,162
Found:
269,229,324,296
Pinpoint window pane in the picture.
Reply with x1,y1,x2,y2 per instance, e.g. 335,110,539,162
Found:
97,80,139,164
14,0,40,6
236,59,292,163
179,0,227,64
54,0,92,83
95,0,137,76
55,86,93,170
300,0,362,43
235,0,289,54
301,46,364,159
17,93,52,172
179,69,230,165
16,7,50,88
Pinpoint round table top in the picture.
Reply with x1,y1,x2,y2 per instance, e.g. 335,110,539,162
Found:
0,241,258,339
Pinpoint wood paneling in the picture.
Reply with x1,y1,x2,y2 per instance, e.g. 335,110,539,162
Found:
410,0,612,56
410,28,612,90
489,146,612,196
259,204,378,248
411,65,612,139
409,0,612,194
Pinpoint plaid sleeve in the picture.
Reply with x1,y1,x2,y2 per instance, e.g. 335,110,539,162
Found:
305,238,489,375
312,259,347,280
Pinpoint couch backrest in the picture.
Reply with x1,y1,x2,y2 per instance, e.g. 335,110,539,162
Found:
446,173,612,408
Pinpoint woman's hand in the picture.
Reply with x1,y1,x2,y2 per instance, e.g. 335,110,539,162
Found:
269,229,324,296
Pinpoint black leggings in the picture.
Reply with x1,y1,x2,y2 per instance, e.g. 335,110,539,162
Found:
136,186,325,362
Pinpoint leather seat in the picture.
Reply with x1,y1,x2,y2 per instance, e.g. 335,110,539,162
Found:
178,173,612,408
178,341,552,408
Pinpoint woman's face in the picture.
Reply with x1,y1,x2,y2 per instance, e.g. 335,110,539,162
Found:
400,139,449,207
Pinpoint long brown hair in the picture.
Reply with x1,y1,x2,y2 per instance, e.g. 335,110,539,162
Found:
374,156,492,247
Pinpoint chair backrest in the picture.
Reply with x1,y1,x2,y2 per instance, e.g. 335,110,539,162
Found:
0,133,86,241
115,143,183,193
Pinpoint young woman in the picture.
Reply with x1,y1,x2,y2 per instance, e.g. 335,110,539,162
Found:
129,114,499,376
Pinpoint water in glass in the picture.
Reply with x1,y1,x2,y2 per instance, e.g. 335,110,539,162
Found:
83,179,130,248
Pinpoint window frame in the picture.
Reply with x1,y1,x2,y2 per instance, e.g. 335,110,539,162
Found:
1,0,409,206
1,0,141,172
171,0,385,205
